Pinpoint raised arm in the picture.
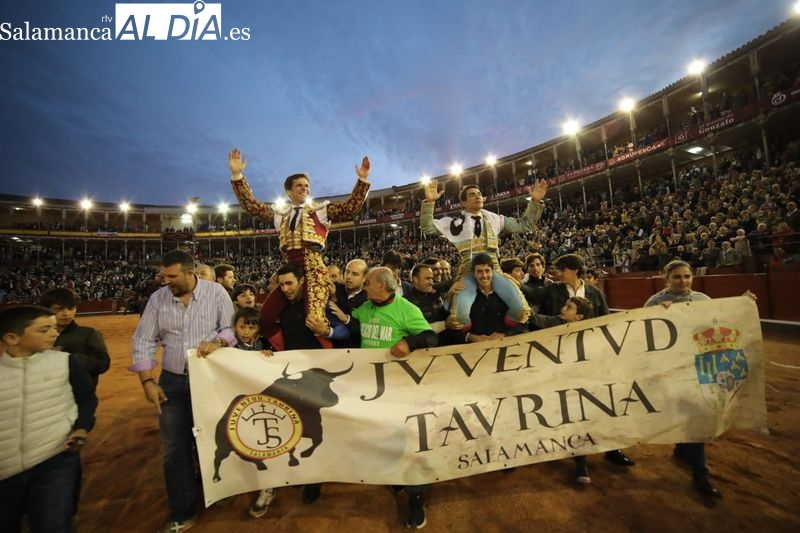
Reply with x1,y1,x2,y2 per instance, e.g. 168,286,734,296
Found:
327,156,372,222
229,148,275,221
502,180,547,234
420,181,445,236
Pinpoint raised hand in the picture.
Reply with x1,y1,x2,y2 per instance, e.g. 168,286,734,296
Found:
424,180,443,202
527,179,548,203
229,148,247,177
356,156,371,181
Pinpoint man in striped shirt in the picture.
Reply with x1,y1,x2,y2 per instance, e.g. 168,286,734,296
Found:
130,250,235,533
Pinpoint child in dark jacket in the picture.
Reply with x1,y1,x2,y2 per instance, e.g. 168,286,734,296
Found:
40,288,110,387
529,296,599,484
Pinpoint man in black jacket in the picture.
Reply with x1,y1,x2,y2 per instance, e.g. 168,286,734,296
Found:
528,254,609,319
404,263,448,328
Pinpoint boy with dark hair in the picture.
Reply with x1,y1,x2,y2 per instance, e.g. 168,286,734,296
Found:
200,306,275,518
230,283,257,310
0,305,97,533
231,307,268,352
40,288,111,387
529,296,594,329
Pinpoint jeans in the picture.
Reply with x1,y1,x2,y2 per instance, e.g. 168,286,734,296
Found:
0,450,81,533
159,370,198,522
454,271,527,326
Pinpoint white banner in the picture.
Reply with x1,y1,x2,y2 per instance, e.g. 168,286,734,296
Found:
188,297,766,506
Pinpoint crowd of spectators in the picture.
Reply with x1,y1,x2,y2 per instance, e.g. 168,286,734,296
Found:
1,135,797,306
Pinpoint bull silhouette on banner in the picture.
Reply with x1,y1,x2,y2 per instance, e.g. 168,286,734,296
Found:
212,362,353,482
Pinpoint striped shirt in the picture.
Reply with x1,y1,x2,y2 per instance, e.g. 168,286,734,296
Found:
129,278,235,374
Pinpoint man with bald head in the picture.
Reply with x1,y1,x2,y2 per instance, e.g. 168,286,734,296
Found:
351,266,437,356
341,259,368,308
333,258,369,348
349,266,437,528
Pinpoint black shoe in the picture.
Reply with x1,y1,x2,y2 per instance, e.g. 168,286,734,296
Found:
391,485,406,494
302,484,322,504
693,472,722,498
575,463,591,484
406,493,426,529
605,449,635,466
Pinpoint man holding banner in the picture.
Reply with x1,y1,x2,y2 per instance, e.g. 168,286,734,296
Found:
351,266,437,529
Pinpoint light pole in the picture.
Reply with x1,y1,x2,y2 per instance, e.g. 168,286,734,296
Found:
120,202,130,232
485,155,498,200
183,202,197,254
120,202,130,259
563,120,586,211
688,59,709,121
562,119,582,168
32,197,43,263
80,199,92,259
451,163,463,193
619,98,636,147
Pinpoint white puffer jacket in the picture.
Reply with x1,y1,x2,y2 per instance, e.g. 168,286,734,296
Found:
0,350,77,480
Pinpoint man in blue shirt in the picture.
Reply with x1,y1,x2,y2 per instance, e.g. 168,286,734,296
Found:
130,250,235,533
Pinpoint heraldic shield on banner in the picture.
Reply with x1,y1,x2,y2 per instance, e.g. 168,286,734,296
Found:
693,324,749,410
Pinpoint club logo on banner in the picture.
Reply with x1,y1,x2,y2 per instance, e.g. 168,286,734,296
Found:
224,395,303,461
693,324,749,410
212,363,352,483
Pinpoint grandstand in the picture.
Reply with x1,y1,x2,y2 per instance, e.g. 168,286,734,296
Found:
1,17,798,320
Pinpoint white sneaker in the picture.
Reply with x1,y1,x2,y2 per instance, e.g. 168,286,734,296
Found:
249,488,276,518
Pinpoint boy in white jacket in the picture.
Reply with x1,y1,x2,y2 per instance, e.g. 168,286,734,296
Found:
0,305,97,533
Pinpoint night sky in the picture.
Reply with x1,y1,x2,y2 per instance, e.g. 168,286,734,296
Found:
0,0,793,207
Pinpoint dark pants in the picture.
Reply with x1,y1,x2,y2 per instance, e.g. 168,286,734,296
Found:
675,442,707,474
159,371,198,522
0,450,81,533
406,484,430,495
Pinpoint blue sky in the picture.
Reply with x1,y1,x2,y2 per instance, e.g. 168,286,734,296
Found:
0,0,793,207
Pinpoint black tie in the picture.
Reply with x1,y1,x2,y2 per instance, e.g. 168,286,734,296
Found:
289,207,301,231
472,216,482,238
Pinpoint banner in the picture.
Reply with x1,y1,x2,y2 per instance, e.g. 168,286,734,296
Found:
189,297,765,506
554,161,607,184
607,137,671,166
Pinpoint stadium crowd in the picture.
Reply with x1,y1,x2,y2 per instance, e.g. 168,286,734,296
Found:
1,136,798,307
